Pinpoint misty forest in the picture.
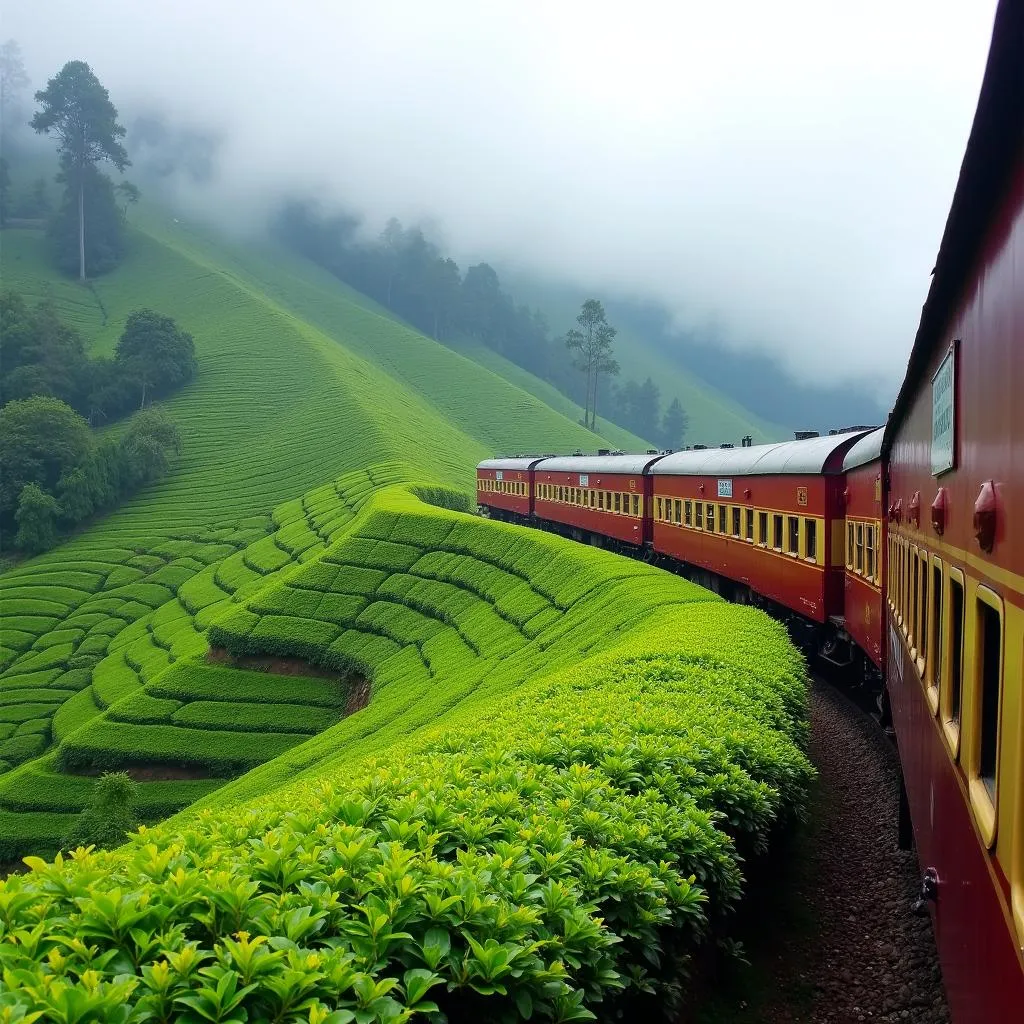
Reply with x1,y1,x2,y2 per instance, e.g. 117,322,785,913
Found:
0,4,984,1020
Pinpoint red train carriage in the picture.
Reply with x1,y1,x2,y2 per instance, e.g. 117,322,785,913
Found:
880,2,1024,1018
476,457,543,520
649,433,870,633
533,454,665,547
842,428,886,674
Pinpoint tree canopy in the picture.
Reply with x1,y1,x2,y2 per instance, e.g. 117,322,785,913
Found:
114,309,197,407
31,60,129,279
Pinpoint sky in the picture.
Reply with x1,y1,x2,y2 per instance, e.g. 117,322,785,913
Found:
4,1,1000,397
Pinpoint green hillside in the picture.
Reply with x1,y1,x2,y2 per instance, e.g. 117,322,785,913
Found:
504,277,788,446
0,208,810,1020
0,215,656,788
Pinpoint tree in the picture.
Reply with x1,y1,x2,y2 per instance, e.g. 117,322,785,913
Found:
0,157,8,225
47,163,125,276
633,377,661,441
115,179,140,219
0,39,29,133
31,61,129,280
114,310,197,407
0,396,92,518
565,300,618,430
661,397,689,449
14,483,60,553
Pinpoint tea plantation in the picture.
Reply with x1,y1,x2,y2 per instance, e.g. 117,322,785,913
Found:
0,480,813,1021
0,214,810,1020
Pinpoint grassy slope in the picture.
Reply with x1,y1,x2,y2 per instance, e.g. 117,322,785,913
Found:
0,214,654,840
506,280,788,446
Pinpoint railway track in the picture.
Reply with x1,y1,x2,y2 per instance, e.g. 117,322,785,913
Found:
697,675,949,1024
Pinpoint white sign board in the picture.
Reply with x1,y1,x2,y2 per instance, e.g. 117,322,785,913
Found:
931,345,955,476
579,474,589,487
495,470,504,481
717,478,733,499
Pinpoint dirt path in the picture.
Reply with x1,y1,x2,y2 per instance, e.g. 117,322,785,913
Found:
696,679,949,1024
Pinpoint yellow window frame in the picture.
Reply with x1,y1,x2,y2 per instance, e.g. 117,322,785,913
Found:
926,555,943,715
941,565,966,759
968,584,1003,849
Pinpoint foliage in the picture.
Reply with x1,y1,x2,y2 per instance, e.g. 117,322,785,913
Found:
0,290,195,426
14,483,61,554
0,395,92,517
115,309,197,408
31,59,129,279
62,770,139,849
0,485,812,1019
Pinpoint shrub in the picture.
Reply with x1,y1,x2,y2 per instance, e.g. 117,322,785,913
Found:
62,771,140,851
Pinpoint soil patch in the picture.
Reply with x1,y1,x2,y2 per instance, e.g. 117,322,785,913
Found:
206,646,345,679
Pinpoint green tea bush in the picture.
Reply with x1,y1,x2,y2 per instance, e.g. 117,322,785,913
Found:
172,699,339,735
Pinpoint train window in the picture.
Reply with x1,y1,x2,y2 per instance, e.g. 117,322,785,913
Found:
928,558,943,713
590,490,596,508
745,508,754,541
656,497,663,520
942,570,965,757
758,511,768,545
868,526,877,581
855,524,864,573
673,499,681,524
685,501,693,527
613,492,621,513
773,515,783,550
805,519,817,561
706,504,715,533
632,494,640,517
910,548,920,652
787,516,799,554
975,591,1002,804
598,491,604,510
732,507,741,536
847,523,855,569
917,552,928,675
695,502,704,529
718,505,727,533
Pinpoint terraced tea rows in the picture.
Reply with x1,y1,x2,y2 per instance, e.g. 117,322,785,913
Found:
2,482,812,1021
0,465,411,854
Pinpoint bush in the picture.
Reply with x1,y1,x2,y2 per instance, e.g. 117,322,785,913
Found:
62,771,139,851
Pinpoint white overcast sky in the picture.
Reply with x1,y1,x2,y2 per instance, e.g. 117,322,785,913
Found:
5,1,999,396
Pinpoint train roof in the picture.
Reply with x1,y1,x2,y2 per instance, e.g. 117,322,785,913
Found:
535,454,666,475
477,457,547,471
843,427,885,471
651,430,873,477
884,0,1023,449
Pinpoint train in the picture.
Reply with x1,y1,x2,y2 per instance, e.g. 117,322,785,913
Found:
476,2,1024,1019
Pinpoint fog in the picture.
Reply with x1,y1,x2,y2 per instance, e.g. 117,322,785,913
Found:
4,1,998,396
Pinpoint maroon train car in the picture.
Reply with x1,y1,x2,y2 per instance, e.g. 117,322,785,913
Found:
842,428,886,673
649,433,870,628
476,457,543,520
881,2,1024,1018
533,454,665,547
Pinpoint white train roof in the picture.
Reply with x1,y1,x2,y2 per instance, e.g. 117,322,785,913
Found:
535,454,666,475
477,457,547,471
843,427,885,471
652,430,874,477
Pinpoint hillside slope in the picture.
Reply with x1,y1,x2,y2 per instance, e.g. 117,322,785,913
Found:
0,213,650,804
505,276,789,445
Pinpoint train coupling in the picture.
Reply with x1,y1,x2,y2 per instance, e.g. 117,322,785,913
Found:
911,868,939,916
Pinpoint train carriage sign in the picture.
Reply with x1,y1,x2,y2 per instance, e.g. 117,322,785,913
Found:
717,479,733,498
931,343,956,476
579,474,589,487
495,470,503,481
